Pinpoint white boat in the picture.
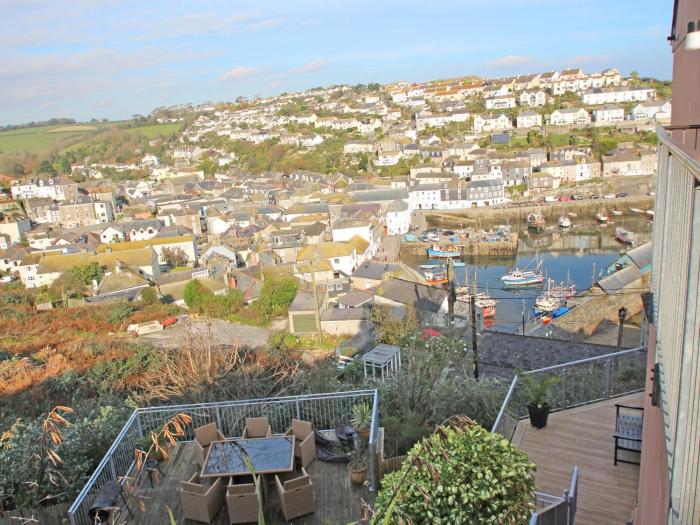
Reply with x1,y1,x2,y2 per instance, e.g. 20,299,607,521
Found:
452,261,466,267
596,211,609,223
646,210,655,218
629,207,645,214
558,215,571,228
501,258,545,287
534,295,561,313
611,210,623,216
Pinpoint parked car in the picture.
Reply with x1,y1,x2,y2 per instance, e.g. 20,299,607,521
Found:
571,194,584,200
604,193,616,199
558,196,572,202
590,194,601,199
442,230,455,236
544,196,557,202
617,192,628,198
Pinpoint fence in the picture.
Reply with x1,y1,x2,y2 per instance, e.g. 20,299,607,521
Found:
68,390,379,525
529,466,579,525
492,346,647,442
0,503,70,525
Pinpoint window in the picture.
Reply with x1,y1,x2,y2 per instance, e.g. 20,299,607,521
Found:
335,284,343,291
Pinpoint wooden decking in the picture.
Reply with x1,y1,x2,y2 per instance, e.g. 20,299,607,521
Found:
126,442,372,524
512,393,643,525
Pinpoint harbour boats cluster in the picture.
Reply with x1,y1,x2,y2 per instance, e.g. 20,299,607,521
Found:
533,277,577,317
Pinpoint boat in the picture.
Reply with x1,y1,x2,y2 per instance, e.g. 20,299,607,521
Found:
527,212,546,232
558,215,571,228
452,261,466,267
475,295,497,317
419,263,444,270
455,271,497,317
533,278,566,315
611,210,623,216
424,271,448,286
595,211,609,223
426,245,461,258
501,258,545,287
615,227,637,246
646,210,655,218
629,207,645,214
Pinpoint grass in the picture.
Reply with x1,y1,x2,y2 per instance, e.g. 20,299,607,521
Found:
125,122,182,139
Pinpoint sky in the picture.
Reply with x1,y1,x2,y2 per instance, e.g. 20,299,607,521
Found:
0,0,672,125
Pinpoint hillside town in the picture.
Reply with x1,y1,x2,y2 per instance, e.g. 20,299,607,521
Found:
0,68,667,346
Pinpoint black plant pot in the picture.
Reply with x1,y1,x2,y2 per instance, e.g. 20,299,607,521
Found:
527,402,551,429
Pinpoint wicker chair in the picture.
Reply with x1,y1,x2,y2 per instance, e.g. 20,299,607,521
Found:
274,468,316,521
285,419,316,468
241,417,272,438
180,472,225,524
226,476,261,524
194,422,226,467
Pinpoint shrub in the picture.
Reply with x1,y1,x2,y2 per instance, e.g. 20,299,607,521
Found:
372,419,535,524
107,302,135,324
254,273,299,320
183,280,210,311
139,287,158,305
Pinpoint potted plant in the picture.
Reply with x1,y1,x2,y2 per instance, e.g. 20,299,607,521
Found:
349,443,368,485
351,402,372,440
522,374,560,429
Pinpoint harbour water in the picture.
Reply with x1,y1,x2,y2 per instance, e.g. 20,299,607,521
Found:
407,215,653,333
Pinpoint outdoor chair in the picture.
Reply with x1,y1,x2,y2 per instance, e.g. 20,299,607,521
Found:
614,404,643,465
242,417,272,438
226,476,261,524
194,422,226,467
180,472,226,524
285,419,316,468
274,467,316,521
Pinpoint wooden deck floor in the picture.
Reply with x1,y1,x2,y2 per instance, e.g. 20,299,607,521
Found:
512,393,643,525
126,442,372,524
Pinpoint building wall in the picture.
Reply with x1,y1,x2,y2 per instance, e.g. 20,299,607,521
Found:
649,132,700,524
670,0,700,160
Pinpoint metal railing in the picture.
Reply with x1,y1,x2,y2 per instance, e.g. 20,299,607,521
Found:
68,390,379,525
529,466,579,525
491,346,647,442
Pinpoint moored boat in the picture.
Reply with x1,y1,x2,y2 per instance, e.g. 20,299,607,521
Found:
614,227,637,246
558,215,571,228
426,245,461,258
629,207,645,214
501,267,545,287
527,212,546,231
645,210,655,218
424,271,448,286
595,211,609,223
611,210,623,216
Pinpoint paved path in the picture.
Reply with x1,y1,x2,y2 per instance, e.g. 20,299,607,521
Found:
140,317,272,349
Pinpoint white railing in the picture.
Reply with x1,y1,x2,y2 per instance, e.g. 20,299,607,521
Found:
67,390,379,525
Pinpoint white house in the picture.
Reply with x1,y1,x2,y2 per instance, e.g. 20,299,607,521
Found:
550,108,591,126
519,90,547,107
632,100,672,121
485,95,516,110
297,242,358,276
582,87,656,105
592,105,625,126
517,110,543,129
472,113,512,133
344,141,374,155
385,199,410,235
375,151,403,167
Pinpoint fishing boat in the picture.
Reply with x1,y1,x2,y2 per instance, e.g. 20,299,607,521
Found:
526,212,546,232
426,245,461,258
452,261,466,268
419,263,444,270
645,210,655,218
629,207,645,214
424,271,448,286
611,209,623,216
615,227,637,246
595,211,609,223
558,215,571,228
534,295,561,314
457,271,497,317
501,258,545,287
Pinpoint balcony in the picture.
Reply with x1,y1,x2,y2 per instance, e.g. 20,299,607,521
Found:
68,390,379,525
492,347,647,525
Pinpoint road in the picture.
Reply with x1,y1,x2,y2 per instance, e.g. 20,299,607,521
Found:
140,316,272,349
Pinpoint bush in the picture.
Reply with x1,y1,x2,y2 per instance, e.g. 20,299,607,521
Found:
254,273,298,320
372,420,535,524
183,280,209,310
139,287,158,305
107,302,135,324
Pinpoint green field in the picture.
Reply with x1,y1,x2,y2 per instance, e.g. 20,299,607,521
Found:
0,121,179,155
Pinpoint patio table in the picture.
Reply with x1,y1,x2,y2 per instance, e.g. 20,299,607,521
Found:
200,436,295,478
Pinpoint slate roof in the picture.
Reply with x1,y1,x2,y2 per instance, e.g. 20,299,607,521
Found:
374,278,447,313
596,265,643,294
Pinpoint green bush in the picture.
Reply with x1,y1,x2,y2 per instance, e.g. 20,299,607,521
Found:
107,302,135,324
254,273,298,320
139,287,158,305
372,422,535,524
183,279,209,310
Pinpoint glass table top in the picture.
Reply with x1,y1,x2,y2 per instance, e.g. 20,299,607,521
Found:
201,436,295,477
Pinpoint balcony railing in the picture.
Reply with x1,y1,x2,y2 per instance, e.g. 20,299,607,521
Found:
492,346,647,442
67,389,379,525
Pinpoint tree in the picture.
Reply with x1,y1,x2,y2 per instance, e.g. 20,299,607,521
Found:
372,417,535,524
370,304,418,346
254,272,299,320
183,280,210,311
162,247,189,268
107,302,135,325
140,287,158,305
71,263,104,285
38,160,56,176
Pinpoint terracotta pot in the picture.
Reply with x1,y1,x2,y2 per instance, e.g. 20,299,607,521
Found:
355,428,370,441
349,464,367,485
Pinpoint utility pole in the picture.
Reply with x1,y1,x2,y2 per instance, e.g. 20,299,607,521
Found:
310,246,322,343
591,261,597,288
470,294,479,380
521,299,526,335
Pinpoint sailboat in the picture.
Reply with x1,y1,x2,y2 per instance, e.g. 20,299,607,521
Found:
455,270,497,317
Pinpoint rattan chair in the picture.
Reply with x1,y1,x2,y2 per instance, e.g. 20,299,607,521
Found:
285,419,316,468
180,472,225,524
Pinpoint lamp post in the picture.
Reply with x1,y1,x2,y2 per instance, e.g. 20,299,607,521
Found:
617,306,628,349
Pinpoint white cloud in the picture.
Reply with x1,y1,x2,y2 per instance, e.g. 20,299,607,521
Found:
218,66,260,81
288,59,329,74
486,54,532,67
